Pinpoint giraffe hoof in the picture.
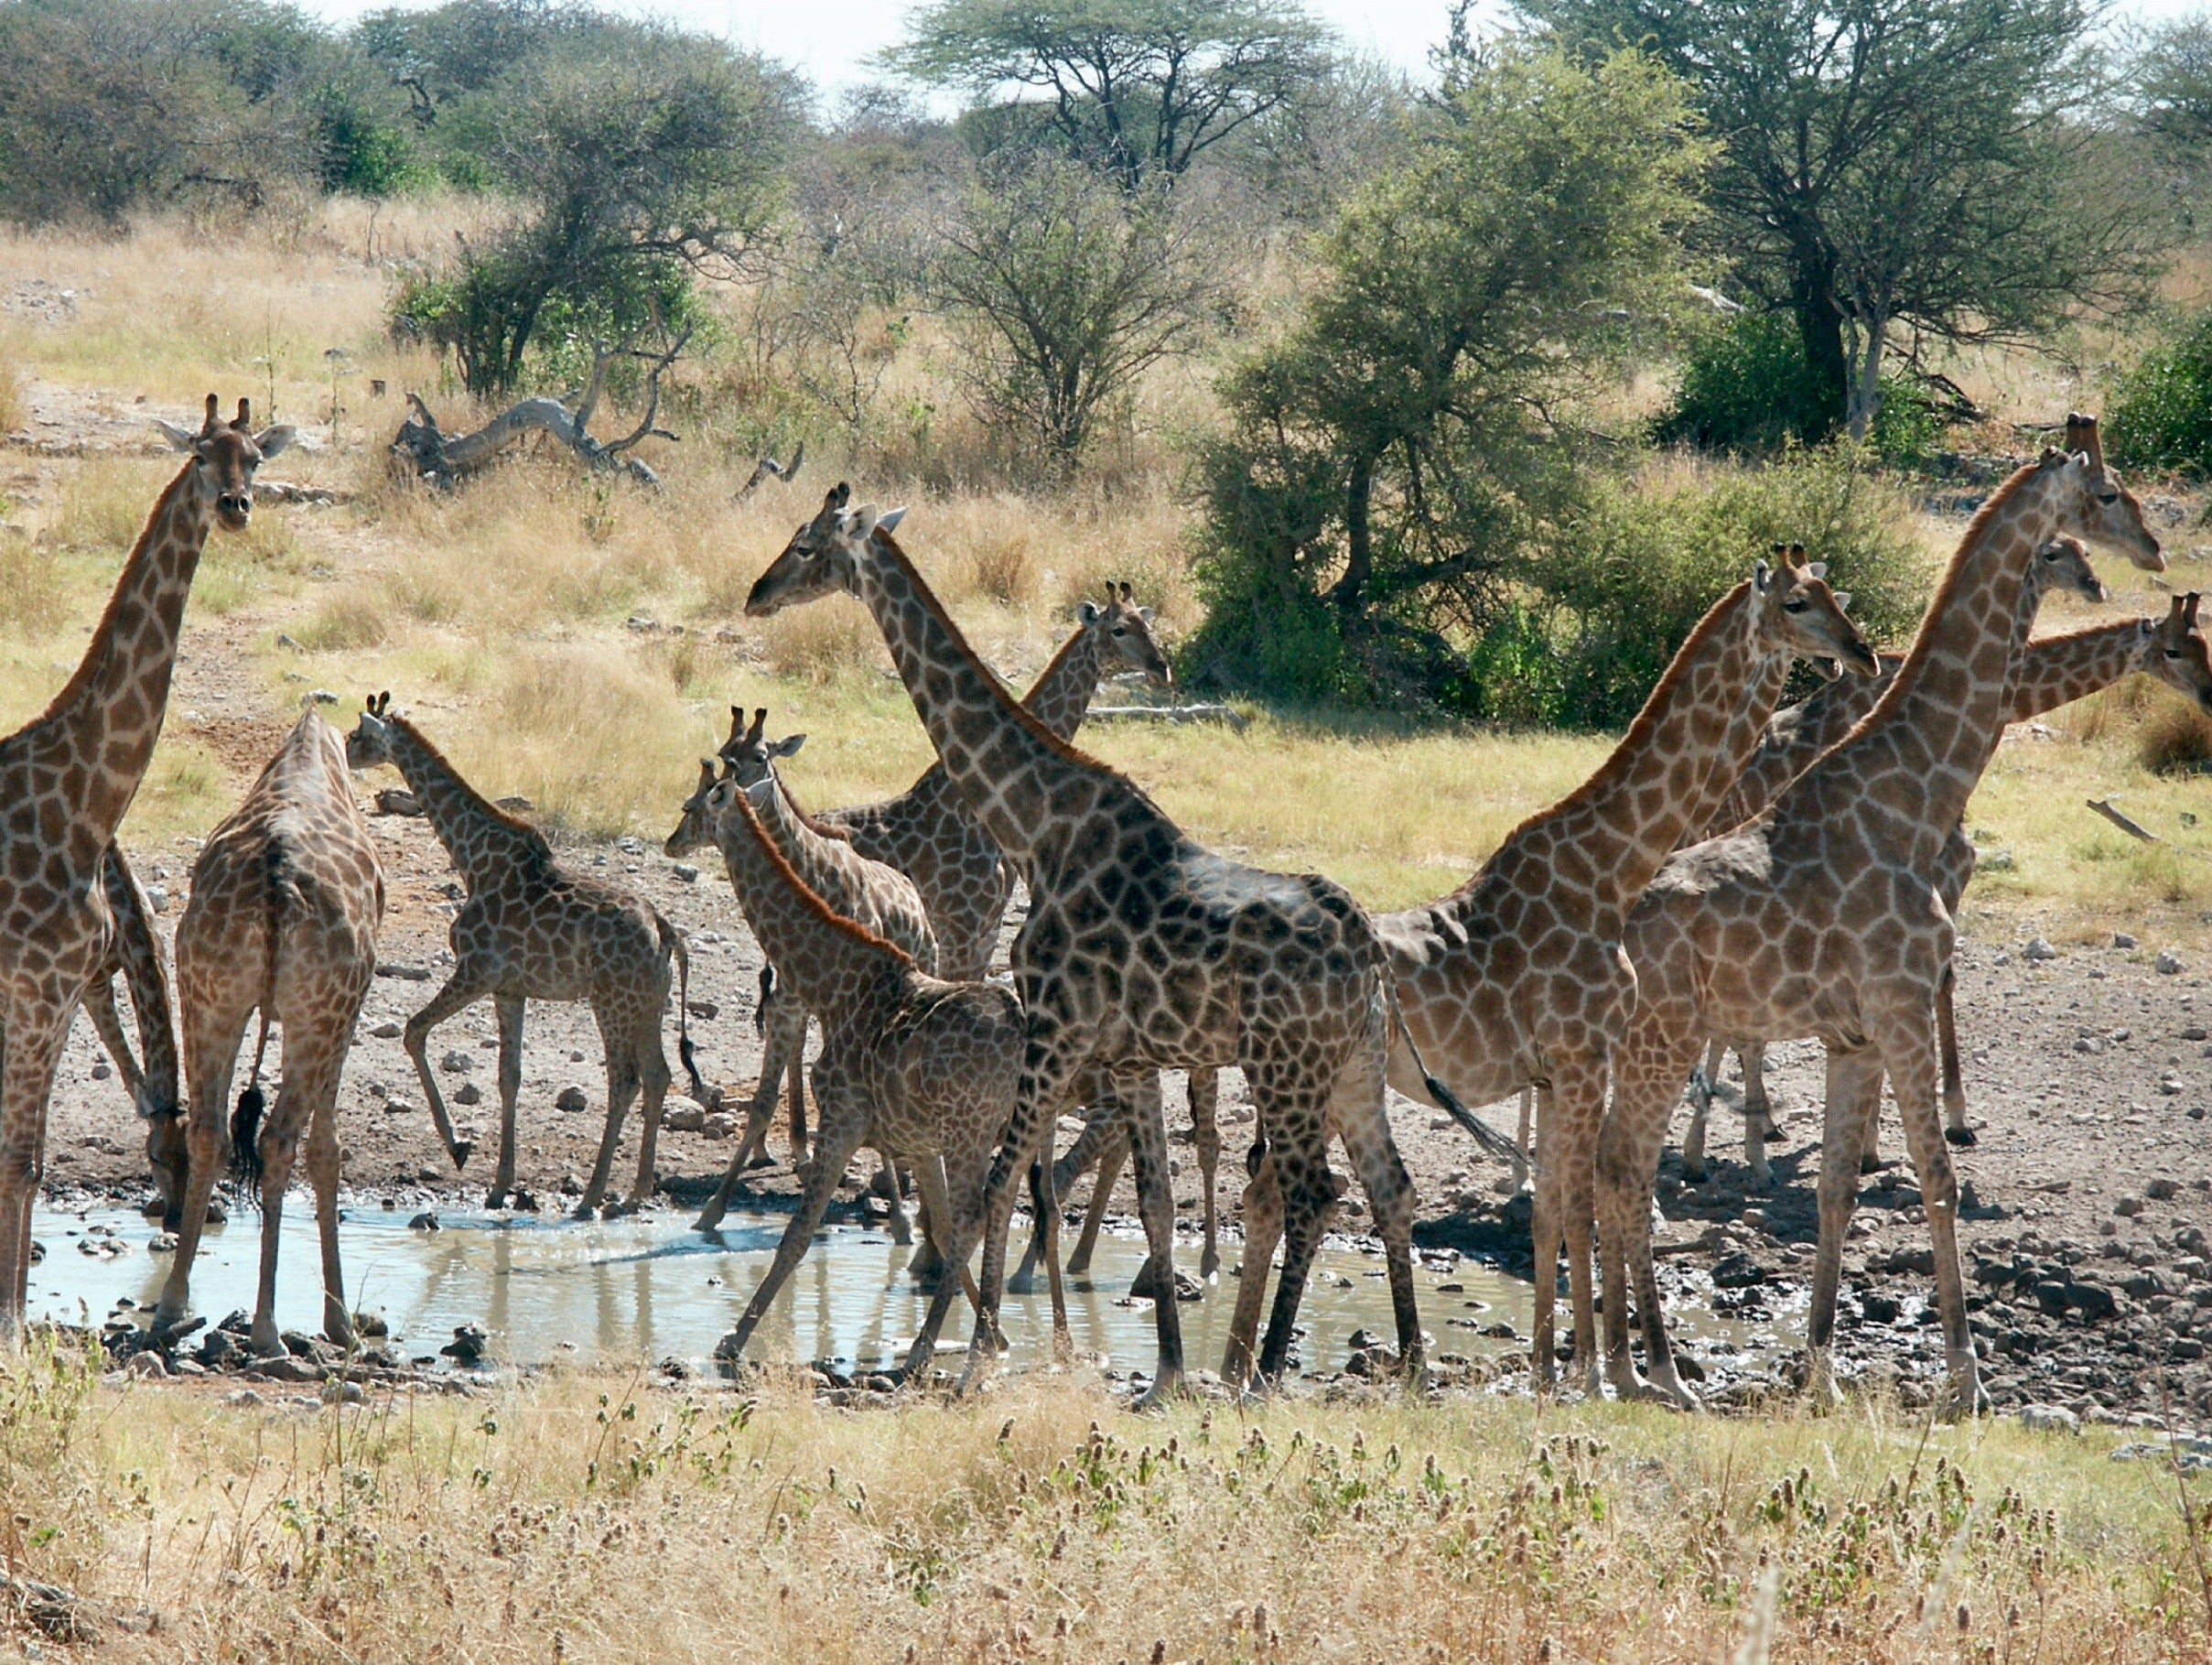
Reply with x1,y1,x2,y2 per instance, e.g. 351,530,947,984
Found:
449,1141,474,1170
1945,1126,1978,1148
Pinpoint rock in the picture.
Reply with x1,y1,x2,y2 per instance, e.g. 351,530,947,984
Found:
408,1212,439,1232
672,863,700,883
354,1308,389,1338
455,1081,482,1106
126,1349,170,1378
280,1330,321,1358
556,1085,589,1113
701,1113,738,1140
321,1379,366,1405
197,1329,236,1368
223,1388,264,1408
374,787,424,817
250,1355,323,1385
2019,1404,2079,1434
275,633,304,651
383,1095,416,1115
441,1324,489,1365
2117,1196,2145,1217
2114,932,2139,950
28,1238,43,1264
2148,1177,2181,1201
1860,1292,1903,1324
1711,1252,1768,1290
371,1020,403,1039
90,1060,110,1080
663,1101,707,1134
1741,1207,1767,1230
686,1000,718,1021
310,689,340,706
145,885,167,913
2023,936,2058,961
440,1050,475,1073
2158,951,2185,976
147,1232,176,1253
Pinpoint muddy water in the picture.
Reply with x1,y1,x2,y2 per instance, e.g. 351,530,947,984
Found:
28,1204,1804,1379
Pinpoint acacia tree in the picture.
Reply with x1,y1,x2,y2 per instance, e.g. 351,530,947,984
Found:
932,151,1217,462
1524,0,2157,438
1189,42,1706,702
887,0,1331,188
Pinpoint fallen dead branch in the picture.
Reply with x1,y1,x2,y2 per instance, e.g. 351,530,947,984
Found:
1,1572,101,1640
1084,703,1249,733
2088,797,2158,843
391,329,689,490
739,439,804,498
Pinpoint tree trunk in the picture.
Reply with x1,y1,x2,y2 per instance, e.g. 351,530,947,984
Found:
1327,452,1376,622
1790,249,1849,440
1844,309,1889,443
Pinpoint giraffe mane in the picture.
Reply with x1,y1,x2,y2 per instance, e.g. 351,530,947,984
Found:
385,712,555,859
871,528,1140,788
727,783,915,969
25,458,201,730
1830,454,2051,750
1475,577,1754,862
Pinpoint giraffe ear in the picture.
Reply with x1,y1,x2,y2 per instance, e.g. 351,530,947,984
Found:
1831,590,1852,613
1753,559,1773,591
877,506,907,533
1805,560,1827,580
848,504,880,541
1078,600,1102,625
1137,607,1155,626
156,419,199,452
254,425,296,459
771,733,806,758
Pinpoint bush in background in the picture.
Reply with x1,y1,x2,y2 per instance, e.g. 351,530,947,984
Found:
2108,308,2212,476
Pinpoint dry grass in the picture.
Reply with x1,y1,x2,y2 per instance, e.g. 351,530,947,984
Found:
0,358,25,435
2137,693,2212,778
1,1344,2204,1664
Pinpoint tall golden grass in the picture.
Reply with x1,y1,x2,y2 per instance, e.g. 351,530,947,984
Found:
1,1344,2203,1664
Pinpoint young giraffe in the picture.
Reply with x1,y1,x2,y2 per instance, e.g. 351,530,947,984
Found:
152,712,383,1355
0,395,291,1334
1375,553,1878,1393
665,713,940,1231
1594,420,2163,1413
344,696,702,1216
1681,534,2109,1182
703,769,1020,1369
747,486,1453,1393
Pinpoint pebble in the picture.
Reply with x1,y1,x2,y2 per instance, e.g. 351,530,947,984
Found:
371,1021,403,1039
408,1212,439,1232
2019,1404,2080,1434
556,1085,588,1113
383,1095,416,1114
672,863,700,883
440,1051,475,1073
2158,951,2186,976
90,1061,110,1080
2023,937,2058,961
2115,933,2139,950
455,1081,483,1106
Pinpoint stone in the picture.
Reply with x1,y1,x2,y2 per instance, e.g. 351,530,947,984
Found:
354,1309,389,1339
2019,1404,2080,1434
2148,1177,2182,1201
383,1095,416,1115
2114,933,2139,950
455,1081,481,1105
2159,951,2186,976
408,1212,439,1232
441,1324,489,1365
125,1349,170,1378
440,1050,474,1073
2023,936,2058,961
370,1020,402,1040
223,1389,264,1408
672,863,700,883
1711,1252,1767,1290
2117,1196,2146,1217
701,1112,738,1141
663,1101,707,1133
1860,1292,1903,1324
556,1085,589,1113
90,1060,110,1080
321,1379,366,1405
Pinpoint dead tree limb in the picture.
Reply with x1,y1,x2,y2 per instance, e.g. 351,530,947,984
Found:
739,438,804,498
2088,797,2158,842
391,329,689,490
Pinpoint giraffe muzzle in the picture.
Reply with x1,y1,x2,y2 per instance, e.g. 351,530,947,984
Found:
216,492,253,528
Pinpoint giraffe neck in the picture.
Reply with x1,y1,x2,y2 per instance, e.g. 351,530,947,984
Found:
749,764,858,892
1021,624,1110,740
1787,463,2058,865
380,719,549,890
1478,579,1774,929
28,460,212,838
850,533,1117,867
2010,619,2160,721
717,787,904,1012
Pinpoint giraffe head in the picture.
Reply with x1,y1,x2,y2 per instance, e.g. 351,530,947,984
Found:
2052,415,2163,572
718,705,807,792
2153,592,2212,716
1756,546,1881,680
2034,535,2107,606
154,394,295,532
343,691,400,772
744,481,905,615
1080,580,1174,687
664,758,724,858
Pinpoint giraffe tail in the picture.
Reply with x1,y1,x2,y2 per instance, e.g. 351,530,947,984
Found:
1385,978,1527,1183
231,846,297,1197
660,914,707,1101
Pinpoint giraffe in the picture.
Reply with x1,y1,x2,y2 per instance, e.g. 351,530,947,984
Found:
1681,534,2109,1182
701,768,1019,1370
0,395,291,1335
664,712,940,1232
81,846,189,1224
1374,552,1878,1393
344,696,702,1216
151,712,383,1355
746,486,1449,1394
1593,419,2163,1413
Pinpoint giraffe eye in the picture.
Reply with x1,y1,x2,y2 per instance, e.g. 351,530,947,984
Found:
2097,492,2119,505
1783,598,1806,612
1111,626,1126,636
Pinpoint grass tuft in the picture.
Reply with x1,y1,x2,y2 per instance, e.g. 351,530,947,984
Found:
2138,692,2212,777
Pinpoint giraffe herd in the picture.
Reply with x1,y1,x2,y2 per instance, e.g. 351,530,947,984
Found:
0,395,2206,1422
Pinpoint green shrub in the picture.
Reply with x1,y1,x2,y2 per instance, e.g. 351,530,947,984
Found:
1661,310,1945,468
1515,444,1930,728
2108,308,2212,476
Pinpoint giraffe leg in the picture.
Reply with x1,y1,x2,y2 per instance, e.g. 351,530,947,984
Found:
904,1151,992,1383
1871,990,1984,1416
785,1019,809,1166
405,968,491,1169
1529,1083,1564,1395
1254,1121,1334,1385
301,1043,355,1351
245,1070,309,1360
877,1151,915,1248
718,1096,867,1363
0,1006,71,1333
618,989,675,1214
1516,1084,1534,1163
699,995,805,1228
486,994,523,1208
1741,1042,1775,1186
907,1153,980,1311
1222,1141,1281,1389
577,1008,643,1218
1190,1068,1222,1279
1014,1091,1115,1290
95,967,188,1226
1548,1053,1607,1397
1598,1031,1705,1409
1855,1067,1887,1173
1937,962,1973,1146
1806,1041,1885,1407
1679,1038,1724,1183
153,996,251,1340
1335,1040,1421,1379
1074,1130,1128,1281
1119,1071,1185,1400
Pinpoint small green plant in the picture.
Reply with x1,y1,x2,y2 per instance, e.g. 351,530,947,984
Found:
1659,312,1834,451
2109,308,2212,477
